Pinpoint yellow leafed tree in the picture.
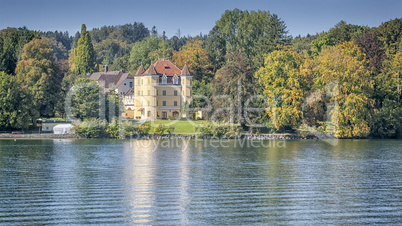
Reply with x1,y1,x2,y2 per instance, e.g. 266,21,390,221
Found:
311,42,374,138
255,46,308,130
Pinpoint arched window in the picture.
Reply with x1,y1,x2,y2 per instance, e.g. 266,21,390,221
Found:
162,74,167,84
173,74,178,85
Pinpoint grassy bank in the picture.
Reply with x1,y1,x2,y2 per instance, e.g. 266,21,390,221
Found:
143,120,206,135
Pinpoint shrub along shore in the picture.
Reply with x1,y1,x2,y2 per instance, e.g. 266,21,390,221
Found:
0,133,312,140
0,118,319,139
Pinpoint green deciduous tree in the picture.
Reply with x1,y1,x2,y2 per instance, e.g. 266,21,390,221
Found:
291,34,318,55
190,79,212,109
370,99,402,138
90,22,149,45
207,9,289,70
71,77,101,120
16,37,63,118
370,51,402,138
0,71,33,129
73,118,106,138
109,55,129,71
129,36,172,73
310,21,367,57
374,18,402,55
93,38,130,65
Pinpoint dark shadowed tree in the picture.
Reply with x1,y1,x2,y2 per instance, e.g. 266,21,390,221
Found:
374,18,402,55
354,31,385,72
0,71,33,129
0,27,38,74
212,51,256,128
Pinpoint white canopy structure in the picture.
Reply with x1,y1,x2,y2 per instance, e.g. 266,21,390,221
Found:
53,124,73,134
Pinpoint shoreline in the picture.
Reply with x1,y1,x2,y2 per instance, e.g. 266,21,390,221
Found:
0,134,80,139
0,134,397,140
0,133,318,140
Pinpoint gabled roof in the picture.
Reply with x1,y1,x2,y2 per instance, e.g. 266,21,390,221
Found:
180,63,191,76
115,73,134,88
89,70,133,91
89,71,122,89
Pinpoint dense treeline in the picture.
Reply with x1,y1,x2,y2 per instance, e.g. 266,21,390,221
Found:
0,9,401,138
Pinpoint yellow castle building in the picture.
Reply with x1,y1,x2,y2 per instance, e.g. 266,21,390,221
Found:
123,59,192,119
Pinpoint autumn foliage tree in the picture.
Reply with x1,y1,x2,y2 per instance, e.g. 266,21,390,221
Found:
310,42,374,138
255,46,307,130
173,38,213,81
16,37,63,118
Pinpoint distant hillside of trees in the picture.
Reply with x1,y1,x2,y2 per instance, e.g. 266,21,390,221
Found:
0,10,401,138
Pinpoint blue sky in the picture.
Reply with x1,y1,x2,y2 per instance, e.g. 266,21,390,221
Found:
0,0,401,38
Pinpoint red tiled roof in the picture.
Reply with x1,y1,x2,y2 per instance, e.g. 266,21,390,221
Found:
143,59,182,76
144,64,157,75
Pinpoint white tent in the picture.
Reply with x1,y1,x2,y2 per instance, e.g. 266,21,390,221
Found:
53,124,73,134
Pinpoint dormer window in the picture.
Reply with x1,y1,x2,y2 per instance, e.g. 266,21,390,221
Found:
173,74,178,85
162,74,167,84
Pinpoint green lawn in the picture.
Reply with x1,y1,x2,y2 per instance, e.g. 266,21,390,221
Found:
144,120,206,135
41,117,68,122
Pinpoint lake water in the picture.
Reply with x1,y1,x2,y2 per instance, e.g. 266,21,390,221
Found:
0,139,401,224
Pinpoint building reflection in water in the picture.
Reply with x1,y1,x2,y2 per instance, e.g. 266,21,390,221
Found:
122,138,192,224
123,140,156,224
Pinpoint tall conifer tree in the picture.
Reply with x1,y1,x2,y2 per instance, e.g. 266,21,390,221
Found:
73,24,95,75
